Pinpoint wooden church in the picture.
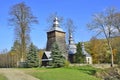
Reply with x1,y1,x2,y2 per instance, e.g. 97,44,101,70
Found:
42,17,67,66
41,17,92,66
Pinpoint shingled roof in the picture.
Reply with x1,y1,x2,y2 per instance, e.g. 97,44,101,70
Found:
68,34,77,54
42,51,52,61
48,17,64,32
82,43,91,57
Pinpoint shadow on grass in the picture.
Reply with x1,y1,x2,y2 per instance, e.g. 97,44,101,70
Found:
78,68,96,75
42,66,62,69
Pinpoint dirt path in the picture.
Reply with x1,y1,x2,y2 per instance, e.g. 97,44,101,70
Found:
0,68,40,80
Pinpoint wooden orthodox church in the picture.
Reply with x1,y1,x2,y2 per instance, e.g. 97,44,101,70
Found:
41,17,92,66
42,17,67,66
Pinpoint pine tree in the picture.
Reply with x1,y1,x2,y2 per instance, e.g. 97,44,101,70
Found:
75,42,85,63
26,43,39,68
51,42,65,68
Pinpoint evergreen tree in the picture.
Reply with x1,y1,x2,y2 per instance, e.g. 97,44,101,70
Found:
51,42,65,68
26,43,39,68
11,40,21,61
75,42,85,63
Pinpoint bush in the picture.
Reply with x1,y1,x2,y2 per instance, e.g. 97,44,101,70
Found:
95,67,120,80
64,60,70,67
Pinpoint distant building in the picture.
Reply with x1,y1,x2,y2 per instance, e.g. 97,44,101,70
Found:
68,33,76,63
82,43,92,64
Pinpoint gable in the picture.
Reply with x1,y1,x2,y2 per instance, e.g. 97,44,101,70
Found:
42,53,48,59
42,51,52,61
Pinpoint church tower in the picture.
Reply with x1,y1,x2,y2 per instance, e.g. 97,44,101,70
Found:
46,17,67,58
68,33,76,63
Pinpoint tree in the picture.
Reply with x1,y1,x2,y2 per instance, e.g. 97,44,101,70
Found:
111,37,120,63
38,49,44,67
0,49,9,68
9,2,38,62
11,40,21,63
75,42,84,63
86,37,110,63
113,13,120,32
51,42,65,68
87,7,119,67
26,43,39,68
87,37,101,63
65,18,76,44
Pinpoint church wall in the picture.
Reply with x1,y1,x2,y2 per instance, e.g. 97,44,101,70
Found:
46,31,67,59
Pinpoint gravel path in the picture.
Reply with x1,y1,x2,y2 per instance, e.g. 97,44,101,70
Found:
0,68,40,80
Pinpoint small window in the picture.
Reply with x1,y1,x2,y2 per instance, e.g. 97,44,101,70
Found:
88,58,90,61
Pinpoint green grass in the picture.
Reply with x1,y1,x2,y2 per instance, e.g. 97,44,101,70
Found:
25,65,101,80
0,74,7,80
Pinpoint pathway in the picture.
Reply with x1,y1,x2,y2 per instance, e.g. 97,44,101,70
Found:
0,68,40,80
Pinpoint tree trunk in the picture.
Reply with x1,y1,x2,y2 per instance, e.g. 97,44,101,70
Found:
108,39,114,67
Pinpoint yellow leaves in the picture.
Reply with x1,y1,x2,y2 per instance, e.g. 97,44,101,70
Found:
38,50,44,59
9,51,16,56
112,49,117,55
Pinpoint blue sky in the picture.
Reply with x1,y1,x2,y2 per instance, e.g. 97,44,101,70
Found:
0,0,120,51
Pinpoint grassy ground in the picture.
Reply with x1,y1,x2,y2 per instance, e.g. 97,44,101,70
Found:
24,65,101,80
0,74,7,80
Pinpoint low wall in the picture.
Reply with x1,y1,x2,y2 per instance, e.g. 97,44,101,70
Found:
92,64,117,68
70,64,117,69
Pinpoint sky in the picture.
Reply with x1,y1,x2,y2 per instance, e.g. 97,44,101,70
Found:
0,0,120,51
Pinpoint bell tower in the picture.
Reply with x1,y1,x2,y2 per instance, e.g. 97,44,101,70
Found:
46,17,67,58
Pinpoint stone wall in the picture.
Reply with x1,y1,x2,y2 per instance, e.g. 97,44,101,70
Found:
70,64,117,69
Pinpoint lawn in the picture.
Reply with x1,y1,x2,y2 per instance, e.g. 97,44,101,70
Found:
25,65,101,80
0,74,7,80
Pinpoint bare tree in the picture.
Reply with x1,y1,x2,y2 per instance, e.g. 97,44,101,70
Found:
113,13,120,33
87,7,119,67
9,2,38,62
65,18,76,44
